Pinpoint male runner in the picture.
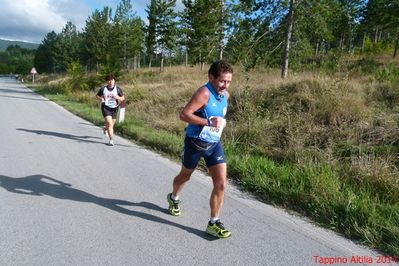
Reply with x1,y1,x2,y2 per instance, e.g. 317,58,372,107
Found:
167,60,233,238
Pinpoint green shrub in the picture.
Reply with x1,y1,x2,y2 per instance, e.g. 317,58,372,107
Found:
82,75,102,92
376,62,399,84
372,83,399,108
126,86,144,103
350,57,381,75
363,37,393,55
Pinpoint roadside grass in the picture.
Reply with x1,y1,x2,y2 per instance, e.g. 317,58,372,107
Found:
31,63,399,256
33,86,184,158
226,142,398,252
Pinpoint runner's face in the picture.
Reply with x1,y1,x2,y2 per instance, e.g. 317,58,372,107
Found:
107,78,115,88
210,72,232,95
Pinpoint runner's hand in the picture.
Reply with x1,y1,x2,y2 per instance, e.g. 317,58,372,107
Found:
209,117,225,127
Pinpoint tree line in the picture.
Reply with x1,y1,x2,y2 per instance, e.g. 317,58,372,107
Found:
0,45,35,74
3,0,399,77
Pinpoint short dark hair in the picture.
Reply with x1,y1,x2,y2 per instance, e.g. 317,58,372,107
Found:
208,60,233,79
105,74,115,81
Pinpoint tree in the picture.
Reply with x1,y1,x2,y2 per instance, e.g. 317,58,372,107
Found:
281,0,295,79
333,0,366,51
226,0,369,71
0,45,35,74
83,7,113,71
181,0,225,68
114,0,133,70
156,0,177,71
225,0,288,69
145,0,157,68
359,0,399,57
52,22,82,72
114,0,144,70
34,22,82,73
127,18,145,69
380,0,399,58
34,31,58,73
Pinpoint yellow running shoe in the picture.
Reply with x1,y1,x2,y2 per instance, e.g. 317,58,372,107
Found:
167,193,181,216
206,220,231,238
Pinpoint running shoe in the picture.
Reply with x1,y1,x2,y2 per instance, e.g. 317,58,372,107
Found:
167,193,181,216
206,220,231,238
108,139,114,146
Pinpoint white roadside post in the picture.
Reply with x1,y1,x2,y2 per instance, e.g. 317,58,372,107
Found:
118,100,126,123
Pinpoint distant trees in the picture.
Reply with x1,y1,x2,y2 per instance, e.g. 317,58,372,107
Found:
156,0,177,71
26,0,397,77
33,1,145,74
113,0,144,70
0,45,35,74
34,31,57,73
144,0,177,71
145,0,157,68
83,7,113,71
54,22,82,72
362,0,399,57
181,0,226,69
33,23,82,74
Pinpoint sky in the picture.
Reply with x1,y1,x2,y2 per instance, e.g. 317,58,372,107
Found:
0,0,153,44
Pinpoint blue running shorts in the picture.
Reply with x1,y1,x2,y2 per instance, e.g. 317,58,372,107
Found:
182,137,226,169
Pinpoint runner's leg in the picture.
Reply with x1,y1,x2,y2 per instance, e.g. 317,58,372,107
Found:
105,116,113,139
208,162,227,218
172,166,195,197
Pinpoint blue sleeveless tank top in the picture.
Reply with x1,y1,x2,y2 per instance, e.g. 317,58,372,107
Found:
185,82,228,143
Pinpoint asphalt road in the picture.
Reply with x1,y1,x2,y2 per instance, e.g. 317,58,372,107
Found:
0,77,394,266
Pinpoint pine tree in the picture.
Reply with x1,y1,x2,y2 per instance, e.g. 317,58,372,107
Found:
145,0,157,68
181,0,224,69
113,0,144,70
83,7,113,71
34,31,58,73
156,0,177,71
52,22,82,72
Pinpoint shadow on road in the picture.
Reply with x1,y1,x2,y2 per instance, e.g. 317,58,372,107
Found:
16,128,132,147
0,94,49,101
17,128,105,145
0,87,38,95
0,174,216,240
0,86,48,101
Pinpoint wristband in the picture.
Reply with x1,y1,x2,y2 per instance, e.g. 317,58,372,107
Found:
207,118,212,126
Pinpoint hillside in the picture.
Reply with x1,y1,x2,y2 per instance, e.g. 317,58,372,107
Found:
0,39,39,51
31,58,399,256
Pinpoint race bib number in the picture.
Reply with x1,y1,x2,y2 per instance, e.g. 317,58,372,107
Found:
198,118,225,143
105,97,117,108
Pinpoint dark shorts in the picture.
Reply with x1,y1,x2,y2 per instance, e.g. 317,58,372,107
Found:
101,104,118,119
182,137,226,169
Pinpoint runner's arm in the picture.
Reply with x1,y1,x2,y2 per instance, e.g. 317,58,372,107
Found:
180,86,209,126
96,88,104,102
116,87,125,102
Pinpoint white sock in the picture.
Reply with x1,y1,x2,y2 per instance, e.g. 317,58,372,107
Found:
210,217,219,224
171,194,179,201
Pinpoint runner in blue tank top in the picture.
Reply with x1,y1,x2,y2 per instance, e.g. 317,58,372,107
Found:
167,60,233,238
